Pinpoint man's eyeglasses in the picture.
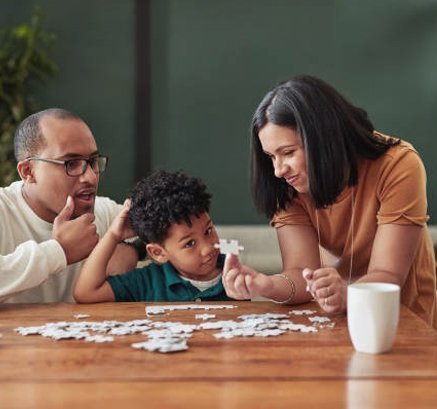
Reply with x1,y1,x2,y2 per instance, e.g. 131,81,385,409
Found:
26,155,108,177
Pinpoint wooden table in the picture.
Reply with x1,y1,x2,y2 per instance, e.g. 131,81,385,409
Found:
0,301,436,409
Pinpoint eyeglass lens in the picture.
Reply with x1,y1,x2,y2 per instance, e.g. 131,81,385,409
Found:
65,157,107,176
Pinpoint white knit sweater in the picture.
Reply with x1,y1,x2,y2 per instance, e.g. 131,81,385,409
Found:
0,181,121,303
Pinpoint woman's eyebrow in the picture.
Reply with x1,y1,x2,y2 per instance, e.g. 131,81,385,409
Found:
264,144,298,154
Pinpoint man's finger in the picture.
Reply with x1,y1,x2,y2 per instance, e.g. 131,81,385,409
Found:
55,196,74,223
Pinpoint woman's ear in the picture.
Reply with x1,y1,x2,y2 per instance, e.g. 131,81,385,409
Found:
146,243,169,264
17,160,36,183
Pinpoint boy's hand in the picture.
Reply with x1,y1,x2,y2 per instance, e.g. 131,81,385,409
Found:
222,253,274,300
108,199,136,242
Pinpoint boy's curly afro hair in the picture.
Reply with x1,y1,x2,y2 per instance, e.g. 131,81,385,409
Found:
128,169,212,244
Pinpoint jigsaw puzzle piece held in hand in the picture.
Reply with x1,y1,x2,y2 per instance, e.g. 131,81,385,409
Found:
214,239,244,256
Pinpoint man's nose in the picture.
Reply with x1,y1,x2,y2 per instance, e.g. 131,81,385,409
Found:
79,162,98,183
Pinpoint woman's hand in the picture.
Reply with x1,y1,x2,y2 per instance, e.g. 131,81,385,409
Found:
303,267,347,314
222,253,274,300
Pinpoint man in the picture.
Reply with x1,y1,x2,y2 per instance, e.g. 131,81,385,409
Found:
0,108,140,302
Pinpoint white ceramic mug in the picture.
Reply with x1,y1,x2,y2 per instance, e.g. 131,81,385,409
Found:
347,282,400,354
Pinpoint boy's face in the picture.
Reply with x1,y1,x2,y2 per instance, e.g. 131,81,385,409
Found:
150,212,221,281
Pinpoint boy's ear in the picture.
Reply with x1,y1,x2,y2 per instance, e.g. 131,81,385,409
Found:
146,243,169,264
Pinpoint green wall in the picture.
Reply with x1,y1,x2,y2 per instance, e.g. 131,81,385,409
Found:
0,0,136,201
151,0,437,224
1,1,436,224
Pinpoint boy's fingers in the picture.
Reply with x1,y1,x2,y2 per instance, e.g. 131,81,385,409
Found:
223,253,240,275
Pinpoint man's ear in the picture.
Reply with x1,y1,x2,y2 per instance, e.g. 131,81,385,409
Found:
17,160,36,183
146,243,169,264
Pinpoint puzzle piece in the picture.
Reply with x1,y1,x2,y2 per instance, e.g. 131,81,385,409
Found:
195,314,216,320
132,339,188,353
214,239,244,255
308,316,331,323
289,309,316,316
74,314,91,319
145,304,237,316
85,335,114,343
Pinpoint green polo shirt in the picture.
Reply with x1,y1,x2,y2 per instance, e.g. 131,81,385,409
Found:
107,255,232,302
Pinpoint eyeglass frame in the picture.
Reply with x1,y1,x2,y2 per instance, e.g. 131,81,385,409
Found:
26,155,109,177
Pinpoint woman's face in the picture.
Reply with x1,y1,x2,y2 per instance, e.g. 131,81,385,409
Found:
258,122,309,193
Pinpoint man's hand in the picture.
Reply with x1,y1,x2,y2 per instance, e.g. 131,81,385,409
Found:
52,196,99,264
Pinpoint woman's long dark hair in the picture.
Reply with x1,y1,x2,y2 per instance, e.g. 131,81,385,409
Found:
251,75,400,219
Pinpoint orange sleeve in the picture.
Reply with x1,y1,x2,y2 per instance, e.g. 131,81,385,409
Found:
271,196,313,228
376,147,429,226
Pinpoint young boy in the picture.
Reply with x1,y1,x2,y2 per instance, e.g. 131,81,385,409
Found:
73,170,232,303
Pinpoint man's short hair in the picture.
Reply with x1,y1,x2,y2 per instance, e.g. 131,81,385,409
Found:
128,170,212,244
14,108,82,161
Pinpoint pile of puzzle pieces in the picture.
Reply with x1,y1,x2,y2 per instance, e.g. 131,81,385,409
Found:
15,304,335,353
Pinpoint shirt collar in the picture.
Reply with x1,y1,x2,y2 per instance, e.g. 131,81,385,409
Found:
161,254,225,288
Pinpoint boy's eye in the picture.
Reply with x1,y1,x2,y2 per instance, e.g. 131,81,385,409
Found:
184,240,196,248
205,226,213,235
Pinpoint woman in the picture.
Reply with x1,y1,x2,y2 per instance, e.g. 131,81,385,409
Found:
223,75,436,327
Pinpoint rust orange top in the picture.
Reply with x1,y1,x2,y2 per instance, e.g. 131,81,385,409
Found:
272,134,436,327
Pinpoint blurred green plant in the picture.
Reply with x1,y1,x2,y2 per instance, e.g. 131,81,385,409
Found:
0,9,57,186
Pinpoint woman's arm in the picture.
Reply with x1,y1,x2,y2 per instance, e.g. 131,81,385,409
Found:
305,223,422,314
223,224,320,304
361,223,422,285
275,224,320,303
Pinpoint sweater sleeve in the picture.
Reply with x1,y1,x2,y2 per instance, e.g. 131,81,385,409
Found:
0,239,67,301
